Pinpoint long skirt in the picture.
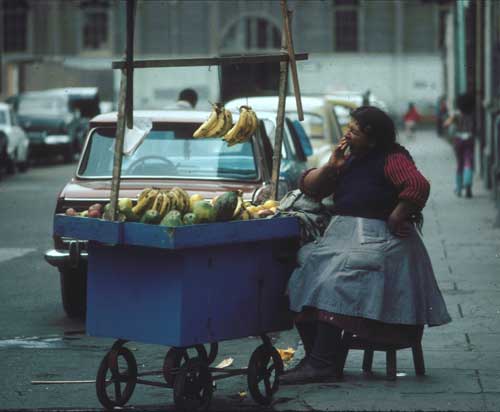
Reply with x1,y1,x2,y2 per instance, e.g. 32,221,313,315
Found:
287,216,451,334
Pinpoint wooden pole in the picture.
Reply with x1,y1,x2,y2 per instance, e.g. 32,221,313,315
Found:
108,0,136,221
280,0,303,121
270,1,290,201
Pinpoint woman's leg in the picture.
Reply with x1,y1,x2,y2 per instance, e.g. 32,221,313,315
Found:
281,321,341,384
295,321,317,356
453,139,465,196
463,139,474,198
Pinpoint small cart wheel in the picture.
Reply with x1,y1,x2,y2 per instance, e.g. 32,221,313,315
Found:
163,346,208,387
247,344,284,405
174,357,213,412
96,347,137,409
206,343,219,365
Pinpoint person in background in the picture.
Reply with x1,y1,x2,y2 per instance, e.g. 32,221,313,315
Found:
444,93,475,198
436,96,448,137
280,106,451,385
175,88,198,109
403,102,421,140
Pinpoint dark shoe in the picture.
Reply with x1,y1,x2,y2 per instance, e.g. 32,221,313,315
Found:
280,357,336,385
465,187,472,198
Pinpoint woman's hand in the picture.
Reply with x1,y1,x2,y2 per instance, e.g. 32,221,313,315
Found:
327,137,349,171
388,211,413,237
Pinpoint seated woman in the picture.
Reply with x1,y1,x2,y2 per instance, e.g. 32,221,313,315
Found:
281,106,451,385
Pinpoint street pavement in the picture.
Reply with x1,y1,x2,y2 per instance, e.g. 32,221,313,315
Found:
268,128,500,412
1,129,499,411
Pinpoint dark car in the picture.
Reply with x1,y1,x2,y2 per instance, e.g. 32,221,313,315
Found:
16,90,91,162
44,109,310,318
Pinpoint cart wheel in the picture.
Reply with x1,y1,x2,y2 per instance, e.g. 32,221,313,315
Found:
163,346,208,387
206,343,218,365
247,344,284,405
174,357,213,412
96,347,137,410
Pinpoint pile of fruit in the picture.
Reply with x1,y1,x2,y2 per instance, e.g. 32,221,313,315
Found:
194,104,258,146
65,187,281,227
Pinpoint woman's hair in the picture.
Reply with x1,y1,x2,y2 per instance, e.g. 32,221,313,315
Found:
350,106,396,152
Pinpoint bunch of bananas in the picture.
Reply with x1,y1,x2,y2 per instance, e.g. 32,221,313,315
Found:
223,106,258,147
193,103,233,139
131,187,191,221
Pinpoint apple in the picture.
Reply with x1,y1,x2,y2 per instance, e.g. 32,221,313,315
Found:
65,208,77,216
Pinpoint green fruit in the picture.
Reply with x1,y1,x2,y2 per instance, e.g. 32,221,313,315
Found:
192,201,216,223
213,191,240,222
140,209,161,224
182,212,199,225
160,210,183,227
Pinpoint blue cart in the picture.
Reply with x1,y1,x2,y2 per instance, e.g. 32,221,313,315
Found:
54,214,300,410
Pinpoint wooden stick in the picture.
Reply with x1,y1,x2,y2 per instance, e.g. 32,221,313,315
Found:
270,3,290,201
108,0,136,222
31,380,95,385
111,53,308,69
281,2,304,121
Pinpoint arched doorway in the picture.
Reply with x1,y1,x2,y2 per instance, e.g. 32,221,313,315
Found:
219,16,284,103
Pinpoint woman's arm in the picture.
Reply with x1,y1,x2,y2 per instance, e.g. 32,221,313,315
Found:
300,138,349,199
385,151,430,237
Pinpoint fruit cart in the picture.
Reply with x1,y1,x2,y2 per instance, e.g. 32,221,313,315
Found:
53,0,308,410
54,214,300,410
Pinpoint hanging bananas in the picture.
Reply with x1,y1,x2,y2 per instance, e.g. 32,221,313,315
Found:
193,103,228,138
223,106,258,147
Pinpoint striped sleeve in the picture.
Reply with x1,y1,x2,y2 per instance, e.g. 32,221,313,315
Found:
384,152,430,209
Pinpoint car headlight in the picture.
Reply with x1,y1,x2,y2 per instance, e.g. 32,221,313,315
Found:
45,135,71,144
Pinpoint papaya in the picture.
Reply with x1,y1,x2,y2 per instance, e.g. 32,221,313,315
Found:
192,201,216,223
160,210,183,227
140,209,161,224
182,212,199,225
213,191,240,222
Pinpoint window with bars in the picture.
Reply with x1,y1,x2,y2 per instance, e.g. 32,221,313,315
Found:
221,17,280,52
334,0,359,52
2,0,28,53
81,0,109,50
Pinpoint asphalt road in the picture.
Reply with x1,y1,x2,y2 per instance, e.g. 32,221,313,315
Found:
0,160,296,411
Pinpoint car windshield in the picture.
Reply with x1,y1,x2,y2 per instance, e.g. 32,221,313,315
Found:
18,96,67,116
78,125,259,180
0,110,6,124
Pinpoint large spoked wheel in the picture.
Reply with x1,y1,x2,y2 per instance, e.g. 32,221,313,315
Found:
174,357,213,412
247,344,284,405
96,347,137,409
163,345,208,387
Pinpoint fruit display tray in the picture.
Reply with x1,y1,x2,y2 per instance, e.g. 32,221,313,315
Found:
53,215,300,346
53,214,300,249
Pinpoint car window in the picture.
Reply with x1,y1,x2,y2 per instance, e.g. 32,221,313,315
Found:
287,112,324,140
0,110,6,125
18,96,68,116
260,118,290,160
78,126,259,181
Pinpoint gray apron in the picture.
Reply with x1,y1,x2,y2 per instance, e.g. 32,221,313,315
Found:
288,216,451,326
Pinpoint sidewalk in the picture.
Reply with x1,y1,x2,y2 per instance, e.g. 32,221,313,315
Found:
266,129,500,411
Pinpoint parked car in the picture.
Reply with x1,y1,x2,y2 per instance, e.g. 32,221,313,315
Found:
226,96,343,168
45,109,309,318
0,130,8,178
16,90,89,163
0,102,30,173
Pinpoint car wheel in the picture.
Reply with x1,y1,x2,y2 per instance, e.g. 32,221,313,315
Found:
60,267,87,318
6,150,17,174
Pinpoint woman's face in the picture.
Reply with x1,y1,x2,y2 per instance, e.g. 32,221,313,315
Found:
344,120,372,156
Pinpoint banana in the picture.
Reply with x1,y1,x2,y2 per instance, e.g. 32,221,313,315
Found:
228,107,253,146
205,108,227,137
223,107,249,146
193,103,222,138
220,109,233,136
132,189,159,215
231,195,244,219
137,187,152,203
159,191,171,217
